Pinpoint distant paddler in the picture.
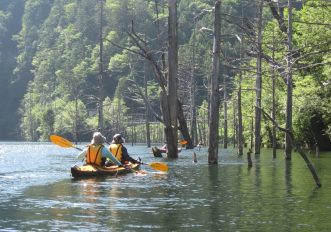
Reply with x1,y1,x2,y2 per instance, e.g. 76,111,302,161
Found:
152,142,183,158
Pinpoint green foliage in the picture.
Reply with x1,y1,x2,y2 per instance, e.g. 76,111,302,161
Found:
0,10,9,36
38,108,55,141
247,1,331,148
53,97,88,139
0,0,329,147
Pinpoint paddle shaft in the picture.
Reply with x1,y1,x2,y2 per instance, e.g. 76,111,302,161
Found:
73,146,83,151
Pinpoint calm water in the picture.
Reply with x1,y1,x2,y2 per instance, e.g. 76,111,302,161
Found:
0,142,331,231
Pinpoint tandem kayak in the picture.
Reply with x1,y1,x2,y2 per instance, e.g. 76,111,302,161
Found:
71,163,140,178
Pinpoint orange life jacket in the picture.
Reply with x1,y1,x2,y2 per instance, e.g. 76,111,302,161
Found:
109,144,122,162
86,144,103,166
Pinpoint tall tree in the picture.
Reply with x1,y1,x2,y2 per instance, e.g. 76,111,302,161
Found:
208,0,221,164
285,0,293,159
165,0,179,158
254,0,263,155
97,0,105,132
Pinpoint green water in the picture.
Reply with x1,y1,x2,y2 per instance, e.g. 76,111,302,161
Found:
0,142,331,231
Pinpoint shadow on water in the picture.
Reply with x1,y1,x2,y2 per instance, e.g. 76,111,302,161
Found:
1,143,331,231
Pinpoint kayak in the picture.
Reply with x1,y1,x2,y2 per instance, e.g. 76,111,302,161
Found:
152,146,182,157
152,146,165,157
71,163,140,178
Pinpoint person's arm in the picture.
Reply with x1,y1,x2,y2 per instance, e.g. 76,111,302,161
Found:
101,147,122,166
76,149,87,161
121,146,140,164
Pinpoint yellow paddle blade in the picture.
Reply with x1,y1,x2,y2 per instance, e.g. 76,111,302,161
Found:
50,134,75,148
148,162,169,172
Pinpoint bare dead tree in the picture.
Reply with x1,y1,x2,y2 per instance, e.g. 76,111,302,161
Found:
165,0,179,158
260,107,321,188
208,0,221,164
108,35,195,151
254,0,264,155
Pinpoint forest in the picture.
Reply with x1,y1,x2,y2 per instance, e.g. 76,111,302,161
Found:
0,0,330,157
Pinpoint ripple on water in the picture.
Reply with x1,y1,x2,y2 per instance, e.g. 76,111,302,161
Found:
1,144,331,232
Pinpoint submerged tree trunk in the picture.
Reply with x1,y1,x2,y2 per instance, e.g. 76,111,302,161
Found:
237,86,244,156
223,69,228,149
178,100,194,149
190,19,198,147
233,99,237,148
166,0,178,158
285,0,293,159
271,28,277,159
144,57,151,148
237,2,244,156
119,0,192,151
208,0,221,164
254,0,263,155
261,108,321,188
97,0,104,132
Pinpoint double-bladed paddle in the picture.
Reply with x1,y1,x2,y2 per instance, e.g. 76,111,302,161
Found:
50,134,169,172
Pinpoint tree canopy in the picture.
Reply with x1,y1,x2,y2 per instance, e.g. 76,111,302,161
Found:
0,0,330,152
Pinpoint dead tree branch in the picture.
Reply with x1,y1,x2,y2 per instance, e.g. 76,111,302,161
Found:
126,79,164,123
259,107,322,187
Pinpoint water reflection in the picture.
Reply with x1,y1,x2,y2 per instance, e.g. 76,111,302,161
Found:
207,165,221,230
285,160,293,195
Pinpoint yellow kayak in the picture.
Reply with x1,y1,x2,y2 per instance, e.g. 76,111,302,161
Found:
71,163,140,178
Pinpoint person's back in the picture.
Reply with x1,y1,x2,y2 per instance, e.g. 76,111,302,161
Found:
86,144,104,166
109,134,140,165
109,142,123,162
77,132,122,167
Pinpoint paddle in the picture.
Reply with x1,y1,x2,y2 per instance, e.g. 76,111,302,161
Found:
179,140,187,145
50,134,169,172
141,162,169,172
50,134,83,151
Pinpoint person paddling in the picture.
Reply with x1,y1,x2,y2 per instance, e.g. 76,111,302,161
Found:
109,134,141,167
77,132,122,167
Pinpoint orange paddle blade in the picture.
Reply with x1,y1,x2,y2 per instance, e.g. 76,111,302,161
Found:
148,162,169,172
179,140,187,145
50,134,75,148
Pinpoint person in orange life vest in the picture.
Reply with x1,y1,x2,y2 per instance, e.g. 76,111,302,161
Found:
109,134,141,166
77,132,122,167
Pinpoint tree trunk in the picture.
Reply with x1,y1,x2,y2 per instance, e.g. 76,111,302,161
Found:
190,83,198,147
254,0,263,155
271,28,277,159
285,0,293,159
237,2,244,156
74,95,78,143
126,0,191,151
178,100,194,149
190,18,198,147
223,68,228,149
261,108,321,187
237,86,244,156
208,0,221,164
144,56,151,148
233,99,237,148
166,0,178,158
98,0,104,132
